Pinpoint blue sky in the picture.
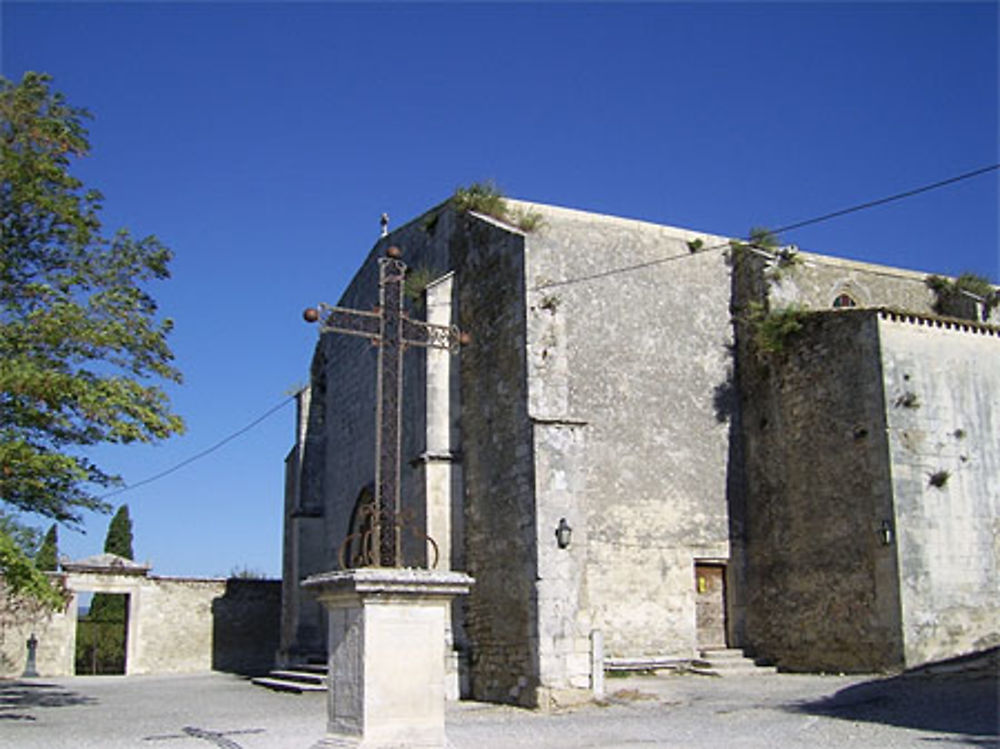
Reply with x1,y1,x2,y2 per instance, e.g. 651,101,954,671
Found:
3,2,997,578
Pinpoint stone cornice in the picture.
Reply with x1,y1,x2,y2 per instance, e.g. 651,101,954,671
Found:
876,307,999,337
302,568,474,601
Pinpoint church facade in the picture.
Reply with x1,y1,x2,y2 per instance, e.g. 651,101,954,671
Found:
280,199,999,706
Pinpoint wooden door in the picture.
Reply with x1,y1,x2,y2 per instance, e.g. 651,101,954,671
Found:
695,563,727,649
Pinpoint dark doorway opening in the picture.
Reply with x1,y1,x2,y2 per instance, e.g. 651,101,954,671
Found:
75,593,128,675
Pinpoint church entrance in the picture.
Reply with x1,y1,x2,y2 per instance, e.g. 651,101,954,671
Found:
694,562,727,649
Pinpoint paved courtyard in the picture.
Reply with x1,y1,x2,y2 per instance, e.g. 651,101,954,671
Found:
1,666,996,748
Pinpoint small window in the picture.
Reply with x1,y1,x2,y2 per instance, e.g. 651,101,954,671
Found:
832,293,857,308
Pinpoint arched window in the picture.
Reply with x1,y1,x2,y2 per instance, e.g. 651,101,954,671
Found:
832,293,857,308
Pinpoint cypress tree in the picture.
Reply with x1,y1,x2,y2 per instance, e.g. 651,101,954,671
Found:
104,505,134,559
90,504,134,623
35,524,58,571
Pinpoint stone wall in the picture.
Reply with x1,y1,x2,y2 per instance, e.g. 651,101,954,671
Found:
739,310,903,672
0,576,75,678
451,212,539,705
209,579,283,674
734,248,997,672
520,202,735,688
767,250,937,314
279,386,328,664
286,197,997,701
314,204,457,578
878,313,1000,666
738,302,1000,672
303,205,539,704
0,575,280,678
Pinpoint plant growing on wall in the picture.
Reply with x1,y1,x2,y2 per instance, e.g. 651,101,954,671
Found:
767,245,802,283
229,565,267,579
727,227,784,268
925,272,999,319
747,302,811,355
748,227,779,249
452,181,507,217
403,266,437,310
451,181,544,232
928,470,950,488
421,211,440,235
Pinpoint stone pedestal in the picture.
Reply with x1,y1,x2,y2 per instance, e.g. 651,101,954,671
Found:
303,568,473,748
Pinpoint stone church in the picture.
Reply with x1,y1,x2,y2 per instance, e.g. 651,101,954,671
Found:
279,197,999,706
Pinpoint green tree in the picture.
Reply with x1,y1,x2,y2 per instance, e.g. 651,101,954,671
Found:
35,523,58,571
0,510,63,609
103,504,133,559
0,72,183,604
89,505,134,623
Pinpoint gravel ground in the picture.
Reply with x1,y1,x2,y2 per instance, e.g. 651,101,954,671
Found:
1,666,996,748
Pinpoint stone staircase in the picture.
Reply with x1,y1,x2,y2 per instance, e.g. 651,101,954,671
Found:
251,662,328,693
690,648,777,676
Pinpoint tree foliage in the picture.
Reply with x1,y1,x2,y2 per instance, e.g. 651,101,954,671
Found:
89,505,134,623
103,504,134,559
35,523,58,571
0,72,183,601
0,530,65,609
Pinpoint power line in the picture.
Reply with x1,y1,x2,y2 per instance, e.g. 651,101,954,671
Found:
92,163,1000,497
534,163,999,291
99,395,295,501
771,163,1000,235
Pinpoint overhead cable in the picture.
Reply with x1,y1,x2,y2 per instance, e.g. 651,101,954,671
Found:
98,395,295,500
534,163,999,291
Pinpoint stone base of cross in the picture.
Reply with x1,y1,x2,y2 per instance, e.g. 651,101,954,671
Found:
304,246,467,568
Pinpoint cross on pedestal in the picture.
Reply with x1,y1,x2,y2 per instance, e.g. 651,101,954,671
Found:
304,246,466,567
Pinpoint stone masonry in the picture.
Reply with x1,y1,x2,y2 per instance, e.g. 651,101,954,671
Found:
283,196,999,705
1,565,280,678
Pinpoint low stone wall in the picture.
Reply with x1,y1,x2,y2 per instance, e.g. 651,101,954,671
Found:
0,574,281,678
0,578,75,678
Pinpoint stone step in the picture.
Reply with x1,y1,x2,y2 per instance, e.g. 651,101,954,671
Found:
250,676,327,693
252,661,330,693
269,669,326,684
281,662,328,674
605,657,689,672
691,648,777,676
693,656,757,668
301,661,328,670
699,648,749,660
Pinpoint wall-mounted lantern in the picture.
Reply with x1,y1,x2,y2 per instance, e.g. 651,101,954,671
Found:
879,520,894,546
555,518,572,549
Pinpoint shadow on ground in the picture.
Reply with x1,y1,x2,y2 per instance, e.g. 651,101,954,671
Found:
0,680,97,721
787,648,999,746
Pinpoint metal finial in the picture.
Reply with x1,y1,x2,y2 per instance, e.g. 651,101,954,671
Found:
380,213,389,237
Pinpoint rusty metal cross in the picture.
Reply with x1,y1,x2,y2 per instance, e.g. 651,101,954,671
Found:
304,246,464,567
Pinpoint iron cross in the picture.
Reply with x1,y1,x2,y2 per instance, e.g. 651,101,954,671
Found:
304,246,465,567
